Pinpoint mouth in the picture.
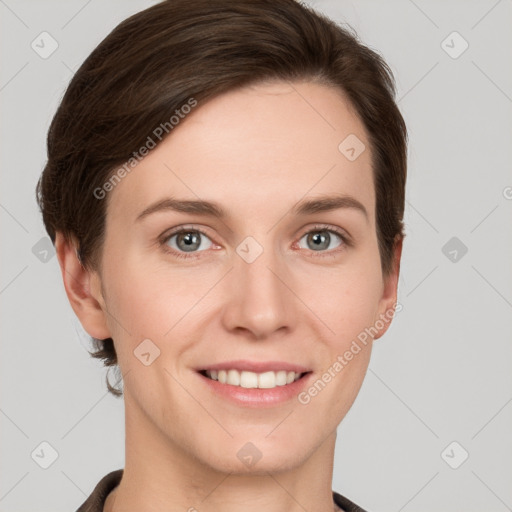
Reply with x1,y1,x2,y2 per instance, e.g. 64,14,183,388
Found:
198,368,311,389
195,360,313,407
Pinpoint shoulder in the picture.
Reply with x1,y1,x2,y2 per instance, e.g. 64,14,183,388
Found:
75,469,123,512
333,490,370,512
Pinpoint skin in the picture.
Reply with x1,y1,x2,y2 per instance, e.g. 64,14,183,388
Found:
56,80,402,512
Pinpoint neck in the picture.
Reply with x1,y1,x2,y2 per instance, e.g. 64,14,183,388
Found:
105,391,339,512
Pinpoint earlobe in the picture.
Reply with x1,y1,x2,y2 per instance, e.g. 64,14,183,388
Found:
373,235,403,341
55,232,111,341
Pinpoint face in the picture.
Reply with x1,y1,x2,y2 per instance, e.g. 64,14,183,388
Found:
78,80,400,474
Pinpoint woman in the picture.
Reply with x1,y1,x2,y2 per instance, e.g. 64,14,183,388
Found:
36,1,407,510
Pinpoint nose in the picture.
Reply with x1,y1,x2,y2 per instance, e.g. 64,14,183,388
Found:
221,243,295,340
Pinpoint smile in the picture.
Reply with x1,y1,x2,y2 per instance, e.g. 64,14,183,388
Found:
200,369,307,389
196,360,313,407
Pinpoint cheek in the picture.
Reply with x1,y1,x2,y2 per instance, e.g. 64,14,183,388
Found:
107,270,193,340
301,255,383,341
295,266,379,418
101,255,220,375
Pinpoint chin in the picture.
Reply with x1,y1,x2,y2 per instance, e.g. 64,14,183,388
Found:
195,436,310,476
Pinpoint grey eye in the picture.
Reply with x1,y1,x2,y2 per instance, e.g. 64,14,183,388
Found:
167,230,212,253
298,230,343,252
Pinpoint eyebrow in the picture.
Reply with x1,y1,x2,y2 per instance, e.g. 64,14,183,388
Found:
135,194,368,222
292,194,368,221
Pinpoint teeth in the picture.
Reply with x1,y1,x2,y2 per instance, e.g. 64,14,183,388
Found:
275,370,287,386
205,369,304,389
227,369,240,386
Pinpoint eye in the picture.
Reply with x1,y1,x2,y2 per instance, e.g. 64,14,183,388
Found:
296,225,349,256
160,227,214,259
159,224,351,261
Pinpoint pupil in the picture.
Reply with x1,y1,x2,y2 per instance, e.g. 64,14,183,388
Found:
310,231,329,251
179,232,200,251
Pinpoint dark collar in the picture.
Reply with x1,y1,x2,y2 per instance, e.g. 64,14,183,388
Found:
76,469,369,512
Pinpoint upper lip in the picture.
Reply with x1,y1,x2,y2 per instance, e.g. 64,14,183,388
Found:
197,360,311,373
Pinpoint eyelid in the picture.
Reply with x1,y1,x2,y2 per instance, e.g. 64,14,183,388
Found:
298,223,351,243
160,224,213,242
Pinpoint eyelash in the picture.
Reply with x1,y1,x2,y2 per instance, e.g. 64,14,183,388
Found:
158,224,352,261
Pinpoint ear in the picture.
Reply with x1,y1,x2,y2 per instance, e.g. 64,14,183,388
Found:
373,235,403,341
55,232,111,340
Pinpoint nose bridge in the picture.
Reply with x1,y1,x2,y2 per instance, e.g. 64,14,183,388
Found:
225,234,293,336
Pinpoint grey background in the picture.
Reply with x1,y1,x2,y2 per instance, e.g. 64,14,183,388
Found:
1,1,511,511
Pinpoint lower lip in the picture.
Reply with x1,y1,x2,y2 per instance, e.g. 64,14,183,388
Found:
197,372,312,407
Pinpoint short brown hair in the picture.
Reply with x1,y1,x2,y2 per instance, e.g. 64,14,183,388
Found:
36,0,407,396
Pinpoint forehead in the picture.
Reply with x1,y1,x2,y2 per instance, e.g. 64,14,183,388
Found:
106,80,375,226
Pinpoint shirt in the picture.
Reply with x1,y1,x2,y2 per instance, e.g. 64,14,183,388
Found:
76,469,369,512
